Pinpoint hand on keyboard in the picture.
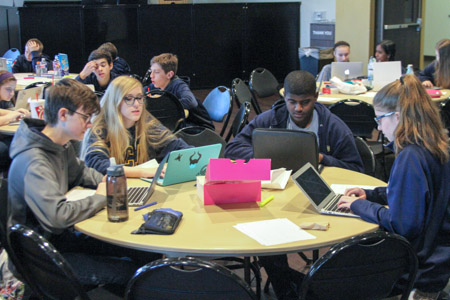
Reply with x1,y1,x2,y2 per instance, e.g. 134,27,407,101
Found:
337,195,359,213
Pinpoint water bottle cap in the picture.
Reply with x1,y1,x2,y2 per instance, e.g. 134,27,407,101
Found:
107,164,125,176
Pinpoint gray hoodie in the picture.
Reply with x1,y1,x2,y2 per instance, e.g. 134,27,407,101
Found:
8,118,105,237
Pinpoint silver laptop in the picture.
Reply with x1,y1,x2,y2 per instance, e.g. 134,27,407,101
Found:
372,61,402,92
291,162,359,218
15,86,45,110
331,62,364,81
0,58,8,71
127,159,164,206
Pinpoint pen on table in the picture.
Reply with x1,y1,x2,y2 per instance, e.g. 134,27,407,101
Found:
259,195,274,208
134,201,157,211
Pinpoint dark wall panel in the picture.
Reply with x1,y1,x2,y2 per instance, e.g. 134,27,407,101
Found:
246,3,300,82
19,6,83,72
138,5,192,79
83,6,139,74
192,4,245,87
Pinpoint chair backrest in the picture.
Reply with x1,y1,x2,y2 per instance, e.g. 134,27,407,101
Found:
0,179,8,249
175,126,227,158
329,99,377,139
249,67,279,98
146,90,185,132
203,86,232,122
125,257,257,300
225,101,251,142
232,78,262,114
7,224,91,300
440,98,450,135
2,48,21,61
299,231,418,300
354,136,375,176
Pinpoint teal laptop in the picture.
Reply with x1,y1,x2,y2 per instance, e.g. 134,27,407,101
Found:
155,144,222,186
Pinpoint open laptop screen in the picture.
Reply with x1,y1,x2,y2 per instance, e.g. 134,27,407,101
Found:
292,166,332,206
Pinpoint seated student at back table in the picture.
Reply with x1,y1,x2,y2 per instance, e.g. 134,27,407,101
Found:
144,53,214,130
419,38,450,89
81,76,190,177
338,75,450,300
225,70,364,172
375,40,396,62
98,42,131,75
75,49,119,93
12,38,52,74
318,40,351,81
7,79,151,291
0,71,30,171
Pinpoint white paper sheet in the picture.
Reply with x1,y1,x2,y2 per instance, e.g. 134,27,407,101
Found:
318,96,342,102
66,189,96,201
330,184,377,195
136,159,158,169
233,218,316,246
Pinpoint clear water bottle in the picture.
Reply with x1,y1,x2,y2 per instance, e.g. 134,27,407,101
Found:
53,55,62,78
106,158,129,222
367,56,375,87
406,64,414,75
40,58,48,75
35,61,41,76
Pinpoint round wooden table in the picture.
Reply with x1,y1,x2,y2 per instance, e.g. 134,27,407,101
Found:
75,167,385,257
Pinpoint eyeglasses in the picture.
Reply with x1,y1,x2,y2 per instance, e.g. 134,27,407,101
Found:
374,111,395,126
67,109,92,124
123,95,145,106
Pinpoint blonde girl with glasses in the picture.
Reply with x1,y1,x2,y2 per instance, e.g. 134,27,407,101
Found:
81,76,189,177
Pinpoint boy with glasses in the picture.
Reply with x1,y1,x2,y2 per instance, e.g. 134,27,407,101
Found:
7,79,146,291
76,49,119,93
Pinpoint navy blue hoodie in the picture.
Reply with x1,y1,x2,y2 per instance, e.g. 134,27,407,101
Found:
224,99,364,172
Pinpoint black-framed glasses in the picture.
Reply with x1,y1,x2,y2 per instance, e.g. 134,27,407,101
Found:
67,108,92,124
123,95,145,106
374,111,395,126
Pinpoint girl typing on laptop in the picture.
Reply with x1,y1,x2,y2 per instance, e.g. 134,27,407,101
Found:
81,76,190,178
338,75,450,299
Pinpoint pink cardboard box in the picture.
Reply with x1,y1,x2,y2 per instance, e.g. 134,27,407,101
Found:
203,159,271,205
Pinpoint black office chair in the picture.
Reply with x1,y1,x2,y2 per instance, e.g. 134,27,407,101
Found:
232,78,262,114
146,90,185,132
0,179,8,249
202,86,233,136
225,101,251,142
175,126,227,158
299,231,418,300
125,257,257,300
354,136,376,176
439,98,450,136
249,68,279,99
328,99,377,139
7,224,92,300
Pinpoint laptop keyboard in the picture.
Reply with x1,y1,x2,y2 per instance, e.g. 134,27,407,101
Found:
323,194,352,215
128,187,148,206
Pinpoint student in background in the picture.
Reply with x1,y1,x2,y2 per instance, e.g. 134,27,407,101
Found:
7,79,146,291
225,70,363,172
82,76,190,177
75,49,119,93
375,40,396,62
0,71,30,172
98,42,131,75
12,38,52,74
144,53,214,130
318,41,351,81
338,75,450,300
419,38,450,88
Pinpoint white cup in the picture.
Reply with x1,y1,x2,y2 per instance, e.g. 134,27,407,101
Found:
28,99,45,120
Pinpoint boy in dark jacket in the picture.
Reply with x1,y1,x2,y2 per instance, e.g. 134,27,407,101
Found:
225,70,363,172
98,42,131,75
144,53,214,130
12,38,52,73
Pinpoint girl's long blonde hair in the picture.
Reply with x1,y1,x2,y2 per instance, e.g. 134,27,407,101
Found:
81,76,175,164
435,39,450,89
373,75,449,163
